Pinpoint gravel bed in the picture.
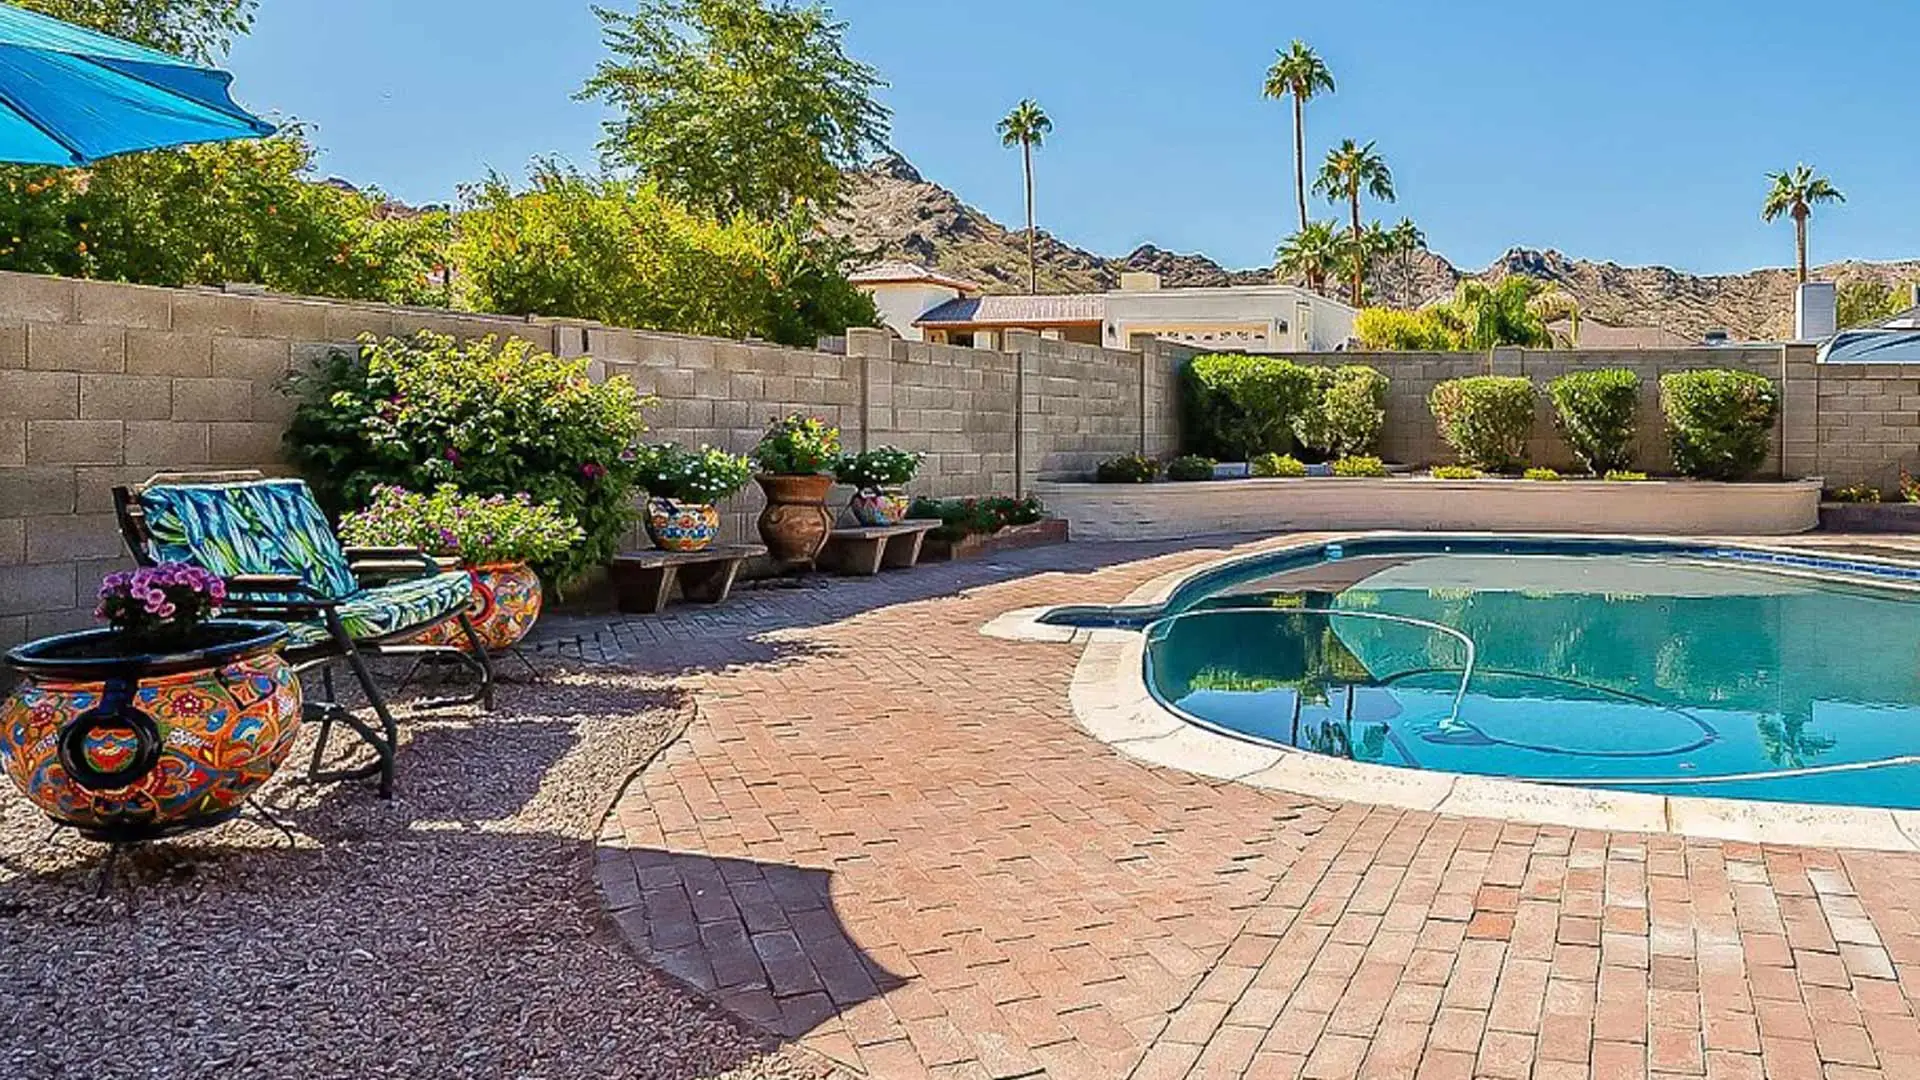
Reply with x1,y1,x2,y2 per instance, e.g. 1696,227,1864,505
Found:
0,664,837,1080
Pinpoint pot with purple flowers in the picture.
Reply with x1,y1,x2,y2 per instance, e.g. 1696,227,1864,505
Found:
633,443,752,553
340,485,583,653
835,446,925,527
1,564,303,842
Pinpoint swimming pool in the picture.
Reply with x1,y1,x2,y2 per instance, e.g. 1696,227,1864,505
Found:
1065,537,1920,811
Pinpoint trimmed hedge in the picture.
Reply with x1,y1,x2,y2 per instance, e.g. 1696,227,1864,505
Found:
1428,376,1536,472
1548,369,1640,474
1185,354,1320,460
1166,455,1218,482
1095,453,1157,483
1660,370,1780,480
1297,365,1389,459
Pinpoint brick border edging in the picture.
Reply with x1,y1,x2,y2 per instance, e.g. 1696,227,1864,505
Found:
590,696,856,1078
993,532,1920,855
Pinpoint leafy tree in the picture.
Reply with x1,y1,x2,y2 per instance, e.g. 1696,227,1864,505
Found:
0,130,451,305
1276,220,1342,295
1761,164,1843,284
1262,40,1335,232
452,164,876,347
16,0,256,61
1313,139,1394,306
1837,277,1913,329
1353,307,1462,350
580,0,890,222
1450,277,1558,349
997,99,1052,294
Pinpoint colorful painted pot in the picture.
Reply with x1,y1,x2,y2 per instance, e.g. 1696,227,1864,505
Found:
646,498,721,553
755,474,835,563
414,562,544,653
1,621,301,842
850,490,912,527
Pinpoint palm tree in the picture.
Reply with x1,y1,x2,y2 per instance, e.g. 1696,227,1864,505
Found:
998,99,1053,293
1451,277,1556,349
1276,220,1342,295
1387,217,1425,307
1342,221,1393,306
1263,41,1336,232
1312,139,1395,306
1762,164,1844,284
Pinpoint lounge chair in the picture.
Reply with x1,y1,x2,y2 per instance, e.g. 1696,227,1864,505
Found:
112,471,495,798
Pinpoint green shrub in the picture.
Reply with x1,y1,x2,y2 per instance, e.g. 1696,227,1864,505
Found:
1095,453,1158,484
1167,455,1218,482
633,443,753,504
1431,465,1480,480
1660,370,1780,480
1353,307,1465,350
284,332,651,587
1251,453,1308,478
1297,365,1389,458
836,446,923,490
1333,455,1389,478
1831,483,1882,504
1524,467,1564,481
1604,470,1649,482
1429,376,1536,472
753,414,842,475
908,495,1045,541
339,485,584,566
1548,369,1641,474
1185,354,1320,460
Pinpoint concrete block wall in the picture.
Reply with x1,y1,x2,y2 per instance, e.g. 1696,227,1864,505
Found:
0,273,1171,650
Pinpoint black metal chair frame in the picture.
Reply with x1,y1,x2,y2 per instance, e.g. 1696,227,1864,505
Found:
111,472,496,799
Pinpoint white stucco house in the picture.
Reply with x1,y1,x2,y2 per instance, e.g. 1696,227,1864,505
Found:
850,264,1358,353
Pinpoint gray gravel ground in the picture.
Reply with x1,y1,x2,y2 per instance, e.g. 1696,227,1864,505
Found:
0,664,837,1080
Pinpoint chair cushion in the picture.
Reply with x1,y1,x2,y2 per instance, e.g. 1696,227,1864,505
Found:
283,570,474,649
139,478,359,601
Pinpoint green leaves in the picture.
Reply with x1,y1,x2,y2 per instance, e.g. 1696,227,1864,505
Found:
835,446,923,490
1429,375,1537,473
1660,370,1780,481
1188,354,1321,461
1548,368,1641,474
752,413,842,475
338,485,584,567
285,332,653,587
580,0,891,222
17,0,256,62
1095,454,1158,484
632,443,753,504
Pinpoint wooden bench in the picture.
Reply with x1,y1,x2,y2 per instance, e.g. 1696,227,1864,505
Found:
818,522,940,576
608,544,766,614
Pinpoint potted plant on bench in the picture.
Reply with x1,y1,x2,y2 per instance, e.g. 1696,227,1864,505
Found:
752,414,843,563
632,443,753,553
340,484,582,653
836,446,926,526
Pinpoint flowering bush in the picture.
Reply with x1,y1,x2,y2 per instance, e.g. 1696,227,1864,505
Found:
1332,455,1389,478
97,563,226,645
1251,453,1308,478
753,414,842,475
338,486,582,567
632,444,753,504
284,331,650,586
908,494,1045,541
835,447,923,491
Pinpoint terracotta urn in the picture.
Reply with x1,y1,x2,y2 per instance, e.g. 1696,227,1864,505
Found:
850,489,912,527
414,562,544,653
755,474,835,562
645,498,722,553
1,620,301,842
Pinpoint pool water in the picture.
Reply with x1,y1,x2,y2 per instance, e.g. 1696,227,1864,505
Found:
1140,543,1920,809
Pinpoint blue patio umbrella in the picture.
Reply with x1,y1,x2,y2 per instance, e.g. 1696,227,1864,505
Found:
0,3,274,166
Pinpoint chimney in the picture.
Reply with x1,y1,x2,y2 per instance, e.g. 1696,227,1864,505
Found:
1118,272,1162,292
1794,282,1836,342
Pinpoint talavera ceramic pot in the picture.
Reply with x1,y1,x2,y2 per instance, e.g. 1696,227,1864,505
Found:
414,562,543,653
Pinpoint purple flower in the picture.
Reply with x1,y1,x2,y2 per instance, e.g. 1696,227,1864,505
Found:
444,447,461,465
581,462,607,481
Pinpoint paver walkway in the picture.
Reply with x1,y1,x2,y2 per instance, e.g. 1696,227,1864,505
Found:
564,537,1920,1079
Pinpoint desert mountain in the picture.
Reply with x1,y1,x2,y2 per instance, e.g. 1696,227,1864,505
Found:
827,155,1920,342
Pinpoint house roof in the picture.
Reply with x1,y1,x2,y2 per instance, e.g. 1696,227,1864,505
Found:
1877,304,1920,330
848,261,979,292
1549,319,1693,349
915,293,1106,327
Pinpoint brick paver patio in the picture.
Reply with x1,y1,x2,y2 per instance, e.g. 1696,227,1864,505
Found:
567,538,1920,1079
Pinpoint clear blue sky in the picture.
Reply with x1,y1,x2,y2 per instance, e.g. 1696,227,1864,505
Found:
225,0,1920,275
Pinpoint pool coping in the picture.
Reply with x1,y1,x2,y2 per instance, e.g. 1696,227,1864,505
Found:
985,531,1920,854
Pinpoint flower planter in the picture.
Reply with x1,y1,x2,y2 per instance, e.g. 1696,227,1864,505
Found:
850,490,912,527
414,561,543,653
1,620,301,842
755,474,835,563
646,498,722,553
922,518,1071,562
